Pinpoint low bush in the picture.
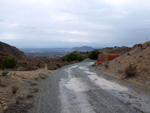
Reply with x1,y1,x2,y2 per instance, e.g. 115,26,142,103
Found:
39,74,47,79
127,53,131,55
63,51,84,62
40,76,47,79
92,64,97,67
125,64,137,78
105,64,109,68
30,83,37,86
88,50,102,60
26,94,33,98
1,57,17,69
11,86,19,94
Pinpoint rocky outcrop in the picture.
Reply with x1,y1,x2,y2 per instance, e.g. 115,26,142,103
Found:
0,41,28,60
100,46,131,55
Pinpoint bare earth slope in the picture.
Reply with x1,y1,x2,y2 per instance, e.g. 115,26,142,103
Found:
0,69,52,113
96,41,150,87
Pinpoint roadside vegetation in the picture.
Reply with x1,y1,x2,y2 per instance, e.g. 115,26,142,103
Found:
125,64,137,78
62,51,84,62
1,57,17,69
88,50,102,60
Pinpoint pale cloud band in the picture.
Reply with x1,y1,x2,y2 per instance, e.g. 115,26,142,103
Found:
0,0,150,48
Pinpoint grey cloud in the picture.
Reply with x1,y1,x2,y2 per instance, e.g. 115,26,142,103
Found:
0,0,150,48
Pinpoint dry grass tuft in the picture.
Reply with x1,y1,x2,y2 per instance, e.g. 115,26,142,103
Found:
125,64,137,78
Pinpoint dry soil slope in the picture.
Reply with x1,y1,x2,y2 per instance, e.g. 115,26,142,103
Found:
99,41,150,84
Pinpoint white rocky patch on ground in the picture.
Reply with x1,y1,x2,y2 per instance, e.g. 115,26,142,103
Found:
79,66,128,91
79,66,89,71
88,75,128,91
65,78,92,92
87,62,95,65
60,65,96,113
79,65,150,113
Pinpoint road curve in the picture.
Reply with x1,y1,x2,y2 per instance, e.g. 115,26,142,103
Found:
28,61,150,113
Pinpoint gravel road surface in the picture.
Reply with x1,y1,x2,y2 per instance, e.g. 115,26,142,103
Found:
28,61,150,113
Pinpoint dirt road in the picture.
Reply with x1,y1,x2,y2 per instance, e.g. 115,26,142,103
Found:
28,61,150,113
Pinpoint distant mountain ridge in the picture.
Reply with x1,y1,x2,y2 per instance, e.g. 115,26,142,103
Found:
71,46,95,52
0,41,28,60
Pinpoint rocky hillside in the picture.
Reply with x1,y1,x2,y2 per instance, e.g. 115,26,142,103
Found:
100,46,131,55
0,41,29,60
96,41,150,85
0,42,41,70
71,46,94,52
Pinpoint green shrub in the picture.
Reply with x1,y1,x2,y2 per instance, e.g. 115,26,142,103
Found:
63,51,84,62
30,83,37,86
88,50,102,60
1,57,17,69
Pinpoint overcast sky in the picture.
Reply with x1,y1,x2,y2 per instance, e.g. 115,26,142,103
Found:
0,0,150,48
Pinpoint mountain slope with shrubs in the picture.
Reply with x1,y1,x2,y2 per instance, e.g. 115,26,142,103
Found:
0,41,29,60
96,41,150,85
0,42,45,71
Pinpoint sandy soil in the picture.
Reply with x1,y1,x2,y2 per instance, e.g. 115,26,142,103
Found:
0,69,52,113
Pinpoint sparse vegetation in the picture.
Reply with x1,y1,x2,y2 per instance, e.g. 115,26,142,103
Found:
34,77,39,81
125,64,137,78
1,70,9,76
15,67,26,71
127,53,131,55
39,74,47,79
138,44,143,47
1,57,17,69
30,83,37,86
105,64,109,68
92,64,97,67
37,63,41,68
33,88,39,93
26,94,33,98
29,88,39,93
97,62,102,65
88,50,102,60
62,51,84,62
11,86,19,94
